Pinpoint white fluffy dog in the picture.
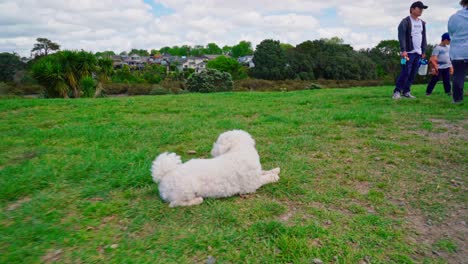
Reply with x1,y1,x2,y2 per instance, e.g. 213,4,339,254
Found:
151,130,280,207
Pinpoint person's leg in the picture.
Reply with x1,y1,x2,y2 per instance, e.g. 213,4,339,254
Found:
452,60,467,103
440,68,452,94
403,53,421,95
426,72,441,95
394,63,410,94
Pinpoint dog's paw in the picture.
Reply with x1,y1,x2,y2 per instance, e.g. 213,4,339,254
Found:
169,197,204,207
271,173,280,182
271,167,280,175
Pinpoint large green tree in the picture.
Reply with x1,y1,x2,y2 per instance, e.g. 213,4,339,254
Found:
288,39,376,80
231,41,254,58
129,49,149,56
250,39,293,80
363,40,401,80
31,38,60,57
0,53,25,82
95,51,116,58
206,56,246,80
222,45,232,55
205,43,222,55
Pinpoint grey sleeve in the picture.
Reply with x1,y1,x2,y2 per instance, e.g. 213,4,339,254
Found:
431,46,440,56
398,19,407,52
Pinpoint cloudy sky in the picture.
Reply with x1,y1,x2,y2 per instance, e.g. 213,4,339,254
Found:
0,0,462,57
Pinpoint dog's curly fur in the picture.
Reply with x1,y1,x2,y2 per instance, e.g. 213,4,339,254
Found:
151,130,280,207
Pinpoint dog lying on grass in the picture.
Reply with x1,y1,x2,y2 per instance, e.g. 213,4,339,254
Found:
151,130,280,207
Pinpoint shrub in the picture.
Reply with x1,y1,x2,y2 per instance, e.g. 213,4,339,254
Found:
186,69,233,93
173,88,189,95
233,79,311,92
126,83,152,95
149,85,171,95
103,83,129,94
0,82,44,95
80,76,96,97
160,79,186,91
308,83,323,89
297,71,315,80
0,82,12,95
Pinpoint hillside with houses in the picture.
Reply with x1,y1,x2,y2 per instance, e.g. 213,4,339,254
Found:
109,53,254,73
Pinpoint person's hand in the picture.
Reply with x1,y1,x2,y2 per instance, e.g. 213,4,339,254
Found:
400,51,409,61
450,67,454,75
421,54,426,59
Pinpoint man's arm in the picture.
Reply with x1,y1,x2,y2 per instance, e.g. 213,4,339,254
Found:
429,55,439,75
397,18,408,55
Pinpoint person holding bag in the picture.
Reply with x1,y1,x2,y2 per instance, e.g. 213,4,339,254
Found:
393,1,428,100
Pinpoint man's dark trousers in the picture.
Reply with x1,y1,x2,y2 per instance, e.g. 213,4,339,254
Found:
394,53,421,94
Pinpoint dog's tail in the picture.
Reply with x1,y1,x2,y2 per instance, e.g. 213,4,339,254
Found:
151,152,182,183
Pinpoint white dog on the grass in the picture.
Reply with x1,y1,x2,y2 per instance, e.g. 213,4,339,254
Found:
151,130,280,207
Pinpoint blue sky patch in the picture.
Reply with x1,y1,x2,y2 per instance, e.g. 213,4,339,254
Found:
320,8,339,27
144,0,175,17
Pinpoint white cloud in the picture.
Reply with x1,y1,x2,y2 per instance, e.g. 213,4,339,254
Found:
0,0,461,56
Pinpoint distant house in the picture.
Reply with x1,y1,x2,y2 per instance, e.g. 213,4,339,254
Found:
237,55,255,68
182,56,207,73
203,54,225,60
110,54,148,69
125,54,146,69
109,53,220,72
111,55,125,68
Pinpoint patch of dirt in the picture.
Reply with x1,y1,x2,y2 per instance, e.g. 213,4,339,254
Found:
7,197,31,211
278,209,296,223
355,181,370,195
415,119,468,141
406,207,467,264
41,249,63,263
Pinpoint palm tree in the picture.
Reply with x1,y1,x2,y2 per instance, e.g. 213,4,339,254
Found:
31,50,98,98
59,51,80,98
95,58,114,97
31,55,69,98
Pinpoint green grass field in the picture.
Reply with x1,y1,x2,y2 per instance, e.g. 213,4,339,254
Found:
1,84,466,263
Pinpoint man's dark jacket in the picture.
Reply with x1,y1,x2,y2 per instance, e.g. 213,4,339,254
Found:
398,16,427,54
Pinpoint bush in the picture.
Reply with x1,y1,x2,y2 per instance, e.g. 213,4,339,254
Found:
103,83,129,94
297,71,315,80
186,69,233,93
80,76,96,97
233,78,311,92
126,84,152,95
0,82,44,95
308,83,323,89
159,79,186,91
0,82,12,95
149,85,171,95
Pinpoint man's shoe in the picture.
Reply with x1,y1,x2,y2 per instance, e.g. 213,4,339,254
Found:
392,91,401,99
446,92,452,96
403,92,416,98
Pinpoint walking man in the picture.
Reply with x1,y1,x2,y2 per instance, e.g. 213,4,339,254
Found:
393,1,428,99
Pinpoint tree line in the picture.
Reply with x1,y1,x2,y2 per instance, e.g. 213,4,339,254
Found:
1,37,435,98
